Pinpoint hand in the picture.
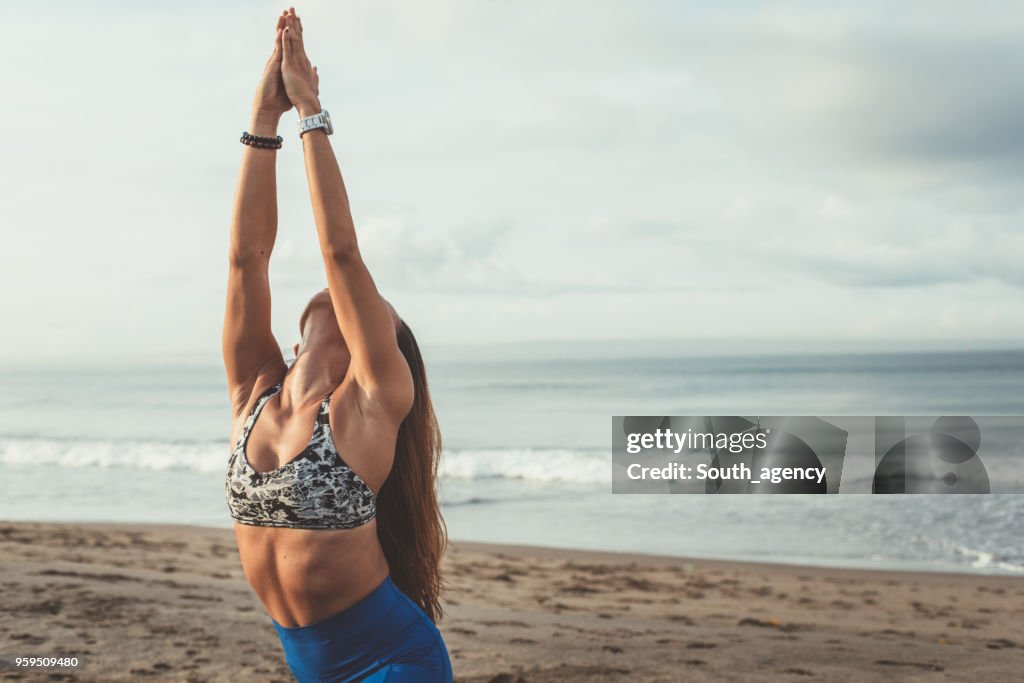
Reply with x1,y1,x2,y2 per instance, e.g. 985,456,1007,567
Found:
280,8,321,117
251,11,292,126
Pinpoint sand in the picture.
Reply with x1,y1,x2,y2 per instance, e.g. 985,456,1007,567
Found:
1,521,1022,682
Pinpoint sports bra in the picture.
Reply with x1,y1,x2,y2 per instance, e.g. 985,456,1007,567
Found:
225,380,377,530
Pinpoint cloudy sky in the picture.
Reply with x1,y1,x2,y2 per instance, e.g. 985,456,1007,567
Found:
2,0,1022,361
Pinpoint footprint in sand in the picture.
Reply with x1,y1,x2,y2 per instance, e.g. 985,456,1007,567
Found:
875,660,944,672
24,599,63,615
179,593,222,602
665,614,695,624
485,674,527,683
782,667,815,676
986,639,1017,650
478,620,529,628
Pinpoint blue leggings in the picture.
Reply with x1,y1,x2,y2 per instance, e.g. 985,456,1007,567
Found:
271,576,453,682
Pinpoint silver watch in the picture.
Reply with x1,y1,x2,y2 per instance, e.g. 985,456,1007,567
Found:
298,109,333,136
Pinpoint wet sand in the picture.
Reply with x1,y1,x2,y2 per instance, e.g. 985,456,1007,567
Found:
1,521,1022,682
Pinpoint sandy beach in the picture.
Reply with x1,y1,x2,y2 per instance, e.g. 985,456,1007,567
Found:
1,521,1022,682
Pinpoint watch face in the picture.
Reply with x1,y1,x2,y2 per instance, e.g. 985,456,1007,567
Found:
322,110,333,135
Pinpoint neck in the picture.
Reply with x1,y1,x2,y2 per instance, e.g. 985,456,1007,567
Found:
281,349,348,411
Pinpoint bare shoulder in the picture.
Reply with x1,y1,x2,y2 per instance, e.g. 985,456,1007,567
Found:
327,369,413,439
324,375,409,492
362,352,415,423
328,369,406,419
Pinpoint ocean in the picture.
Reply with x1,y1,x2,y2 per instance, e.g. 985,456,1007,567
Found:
2,345,1023,575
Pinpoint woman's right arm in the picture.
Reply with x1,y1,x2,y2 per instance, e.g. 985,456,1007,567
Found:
222,13,292,414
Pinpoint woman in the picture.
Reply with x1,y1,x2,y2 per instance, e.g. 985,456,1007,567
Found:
222,9,451,682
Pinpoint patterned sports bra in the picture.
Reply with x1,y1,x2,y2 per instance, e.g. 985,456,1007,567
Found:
225,380,377,530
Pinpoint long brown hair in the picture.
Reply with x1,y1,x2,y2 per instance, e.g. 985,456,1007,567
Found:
376,320,447,622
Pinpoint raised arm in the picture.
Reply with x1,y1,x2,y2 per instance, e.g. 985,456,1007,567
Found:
222,13,293,414
280,12,412,414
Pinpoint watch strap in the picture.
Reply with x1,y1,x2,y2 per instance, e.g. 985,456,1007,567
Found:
298,110,332,136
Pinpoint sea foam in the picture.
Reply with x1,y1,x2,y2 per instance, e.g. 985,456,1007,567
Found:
0,437,609,484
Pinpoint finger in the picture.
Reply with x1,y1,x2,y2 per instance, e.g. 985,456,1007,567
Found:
292,35,308,63
281,26,294,62
295,26,309,59
266,13,285,61
284,15,296,41
287,12,304,43
283,13,308,63
287,7,302,33
265,28,282,66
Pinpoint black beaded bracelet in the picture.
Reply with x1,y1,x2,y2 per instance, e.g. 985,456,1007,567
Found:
240,132,283,150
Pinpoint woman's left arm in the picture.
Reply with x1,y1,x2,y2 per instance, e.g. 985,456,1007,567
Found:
280,12,413,419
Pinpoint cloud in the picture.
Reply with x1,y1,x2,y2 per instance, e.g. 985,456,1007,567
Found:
273,213,523,294
671,3,1024,187
2,1,1024,359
